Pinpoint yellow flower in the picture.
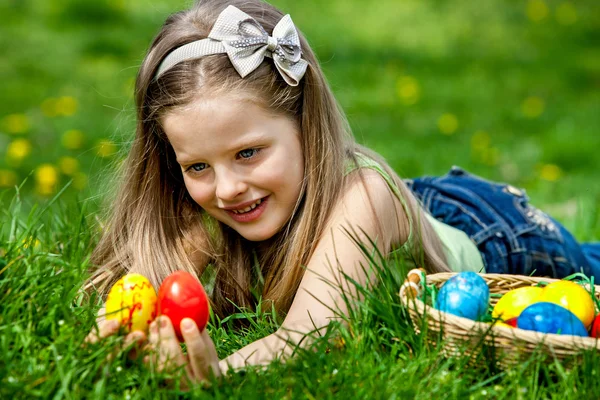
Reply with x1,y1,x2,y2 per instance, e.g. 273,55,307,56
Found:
539,164,562,181
108,0,125,11
41,98,59,117
0,169,17,188
97,139,118,158
527,0,549,22
396,76,421,105
35,164,59,196
334,336,346,349
438,113,459,135
41,96,78,117
61,129,85,150
22,237,41,250
58,156,80,175
36,164,59,187
73,172,88,190
556,2,577,26
521,96,545,118
6,139,32,162
56,96,78,117
2,114,30,134
36,183,56,196
471,131,491,152
481,147,500,166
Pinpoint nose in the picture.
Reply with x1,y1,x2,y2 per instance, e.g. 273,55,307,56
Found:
214,167,247,202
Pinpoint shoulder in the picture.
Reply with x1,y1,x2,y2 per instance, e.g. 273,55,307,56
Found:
343,167,397,209
332,168,407,249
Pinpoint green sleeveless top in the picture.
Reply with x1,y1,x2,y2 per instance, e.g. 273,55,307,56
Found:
346,153,485,273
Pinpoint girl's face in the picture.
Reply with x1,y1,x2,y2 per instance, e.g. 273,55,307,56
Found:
162,95,304,242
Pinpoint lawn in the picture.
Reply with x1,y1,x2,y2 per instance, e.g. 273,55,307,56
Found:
1,0,600,398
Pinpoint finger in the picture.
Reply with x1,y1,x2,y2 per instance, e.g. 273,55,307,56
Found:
96,307,106,323
148,316,186,371
123,330,146,349
200,328,222,378
123,330,147,360
181,318,211,380
140,339,155,367
85,319,119,344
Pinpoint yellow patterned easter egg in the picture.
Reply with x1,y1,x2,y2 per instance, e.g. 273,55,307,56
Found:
105,273,157,332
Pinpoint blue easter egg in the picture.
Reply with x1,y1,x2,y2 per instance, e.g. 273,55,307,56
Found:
517,302,589,337
435,272,490,320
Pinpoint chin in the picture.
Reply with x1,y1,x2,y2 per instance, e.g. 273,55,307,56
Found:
237,224,281,242
240,231,276,242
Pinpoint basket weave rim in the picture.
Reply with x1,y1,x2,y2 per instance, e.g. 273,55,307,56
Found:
400,272,600,350
426,272,600,289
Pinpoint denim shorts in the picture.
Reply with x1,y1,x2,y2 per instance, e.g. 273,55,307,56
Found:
405,166,592,278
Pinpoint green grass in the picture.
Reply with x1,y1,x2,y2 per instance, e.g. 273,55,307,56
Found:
2,191,600,399
1,0,600,398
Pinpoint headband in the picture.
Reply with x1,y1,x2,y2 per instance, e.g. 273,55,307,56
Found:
155,5,309,86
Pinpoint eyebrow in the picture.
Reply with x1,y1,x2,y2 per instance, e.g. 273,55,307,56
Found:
176,132,268,165
233,133,268,151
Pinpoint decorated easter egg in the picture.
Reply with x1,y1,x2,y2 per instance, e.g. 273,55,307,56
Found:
517,302,588,337
495,317,519,329
435,272,490,320
492,286,543,322
105,273,158,332
157,271,210,341
539,280,595,327
590,315,600,338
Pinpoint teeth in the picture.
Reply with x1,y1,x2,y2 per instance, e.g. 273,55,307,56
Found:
232,198,262,214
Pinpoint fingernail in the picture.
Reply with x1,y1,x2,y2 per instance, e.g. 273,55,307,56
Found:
159,316,168,329
107,319,119,329
181,318,194,332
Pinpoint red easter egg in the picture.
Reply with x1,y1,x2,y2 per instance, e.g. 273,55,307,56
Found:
590,315,600,338
157,271,210,341
505,317,518,327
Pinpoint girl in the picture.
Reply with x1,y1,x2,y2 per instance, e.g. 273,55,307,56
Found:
85,0,600,385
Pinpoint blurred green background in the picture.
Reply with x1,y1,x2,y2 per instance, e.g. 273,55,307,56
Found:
1,0,599,236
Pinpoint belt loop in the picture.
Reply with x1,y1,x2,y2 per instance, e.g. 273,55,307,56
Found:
449,166,465,176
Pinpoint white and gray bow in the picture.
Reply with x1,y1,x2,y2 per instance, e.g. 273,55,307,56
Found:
155,5,308,86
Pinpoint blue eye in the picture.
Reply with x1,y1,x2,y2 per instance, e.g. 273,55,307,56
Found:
188,163,207,172
238,148,259,159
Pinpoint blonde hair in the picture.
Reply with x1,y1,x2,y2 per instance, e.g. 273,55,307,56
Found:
87,0,449,318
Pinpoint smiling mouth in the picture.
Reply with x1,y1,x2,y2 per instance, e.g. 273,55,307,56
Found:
230,198,263,214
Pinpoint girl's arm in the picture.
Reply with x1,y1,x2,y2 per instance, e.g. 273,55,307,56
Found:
219,169,409,372
145,169,409,382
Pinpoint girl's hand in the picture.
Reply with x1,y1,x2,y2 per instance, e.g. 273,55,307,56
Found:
146,315,221,387
84,307,147,360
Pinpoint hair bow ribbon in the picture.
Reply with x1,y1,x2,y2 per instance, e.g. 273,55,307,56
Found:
156,5,308,86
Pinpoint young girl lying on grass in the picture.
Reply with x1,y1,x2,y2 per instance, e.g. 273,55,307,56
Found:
85,0,600,386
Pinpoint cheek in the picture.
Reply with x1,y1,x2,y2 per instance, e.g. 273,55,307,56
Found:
263,154,301,188
268,154,304,200
183,178,212,206
287,149,304,191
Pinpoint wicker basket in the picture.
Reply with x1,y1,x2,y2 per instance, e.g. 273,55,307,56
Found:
399,272,600,367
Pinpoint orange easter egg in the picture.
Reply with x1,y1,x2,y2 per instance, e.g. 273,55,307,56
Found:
492,286,543,322
539,280,595,328
105,273,158,332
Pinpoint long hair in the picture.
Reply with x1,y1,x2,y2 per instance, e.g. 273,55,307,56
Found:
86,0,449,318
